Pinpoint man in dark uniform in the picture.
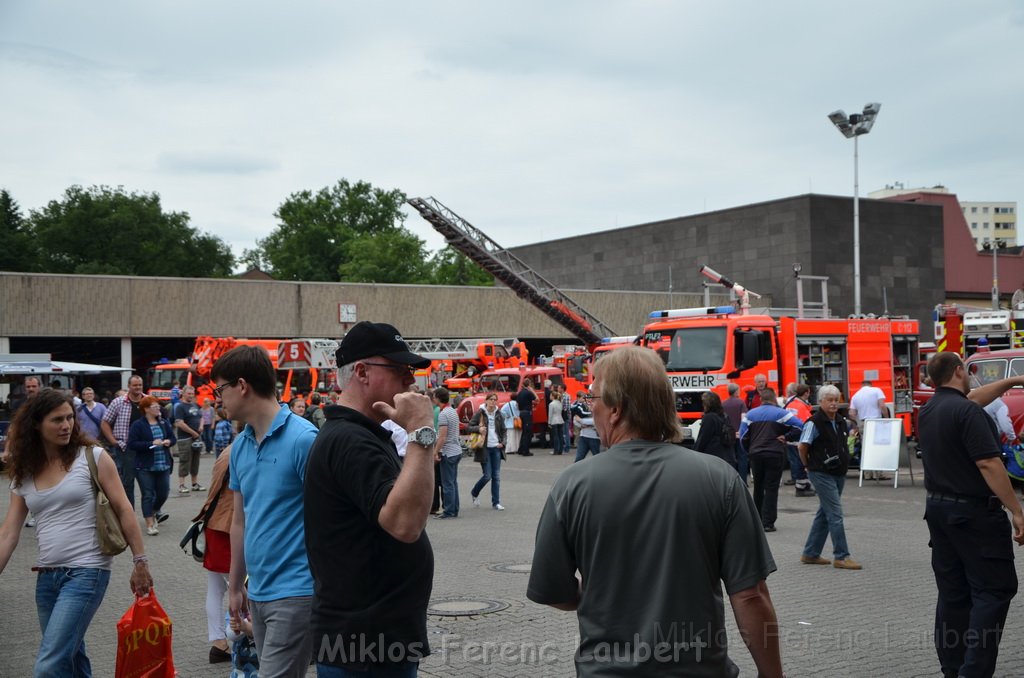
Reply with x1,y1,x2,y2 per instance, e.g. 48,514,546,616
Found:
918,351,1024,678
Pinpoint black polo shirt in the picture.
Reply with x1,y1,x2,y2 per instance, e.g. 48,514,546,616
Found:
304,405,433,668
918,386,1001,499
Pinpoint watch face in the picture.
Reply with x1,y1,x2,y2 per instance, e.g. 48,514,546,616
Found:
415,427,437,446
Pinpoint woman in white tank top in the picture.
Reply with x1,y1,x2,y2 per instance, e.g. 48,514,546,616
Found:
0,389,154,677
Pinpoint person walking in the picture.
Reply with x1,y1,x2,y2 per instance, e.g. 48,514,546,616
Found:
0,389,153,677
173,385,206,494
200,398,216,455
740,388,805,533
694,391,737,468
469,393,507,510
723,382,748,480
75,387,107,444
514,378,537,456
797,385,861,570
547,385,566,455
303,321,436,676
195,447,235,664
434,387,462,519
214,345,319,678
572,390,601,462
919,352,1024,678
127,396,175,536
100,374,146,508
528,347,783,677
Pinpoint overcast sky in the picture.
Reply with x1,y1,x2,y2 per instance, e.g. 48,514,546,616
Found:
2,1,1022,269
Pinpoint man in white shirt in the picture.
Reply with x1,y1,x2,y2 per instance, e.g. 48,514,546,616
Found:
849,380,890,480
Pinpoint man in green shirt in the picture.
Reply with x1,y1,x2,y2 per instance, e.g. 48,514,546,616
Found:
527,347,784,677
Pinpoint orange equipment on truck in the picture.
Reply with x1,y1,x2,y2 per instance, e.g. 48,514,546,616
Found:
405,338,528,390
640,266,920,440
148,337,337,403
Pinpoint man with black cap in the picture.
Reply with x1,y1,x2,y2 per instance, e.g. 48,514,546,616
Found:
304,321,437,676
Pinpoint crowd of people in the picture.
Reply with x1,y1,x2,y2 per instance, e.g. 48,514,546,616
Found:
4,342,1024,676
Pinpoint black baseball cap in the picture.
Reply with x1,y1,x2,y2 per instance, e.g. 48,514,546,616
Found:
337,321,431,368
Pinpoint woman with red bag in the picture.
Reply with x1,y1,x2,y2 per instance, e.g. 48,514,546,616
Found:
194,445,236,664
0,389,153,677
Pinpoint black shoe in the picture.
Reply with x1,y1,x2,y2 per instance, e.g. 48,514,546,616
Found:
522,452,534,457
209,645,231,664
795,489,816,497
155,512,170,524
783,479,796,486
763,525,777,533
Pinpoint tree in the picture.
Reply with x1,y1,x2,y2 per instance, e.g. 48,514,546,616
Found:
430,246,494,286
29,185,234,277
0,189,38,272
254,179,430,283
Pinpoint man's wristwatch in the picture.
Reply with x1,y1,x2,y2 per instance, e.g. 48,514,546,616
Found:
409,426,438,448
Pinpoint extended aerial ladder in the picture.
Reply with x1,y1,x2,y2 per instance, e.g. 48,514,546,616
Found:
407,197,615,345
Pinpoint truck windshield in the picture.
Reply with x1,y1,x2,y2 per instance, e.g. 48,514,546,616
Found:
970,359,1007,386
151,368,188,390
479,375,520,392
645,327,727,371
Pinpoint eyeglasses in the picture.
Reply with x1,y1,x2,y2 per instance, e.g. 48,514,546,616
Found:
212,381,238,398
586,392,600,401
362,362,415,376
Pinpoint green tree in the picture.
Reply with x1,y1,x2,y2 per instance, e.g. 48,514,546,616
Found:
254,179,429,282
0,189,39,272
29,185,234,277
430,245,494,286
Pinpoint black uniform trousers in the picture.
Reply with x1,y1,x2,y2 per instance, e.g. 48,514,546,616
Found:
750,453,785,529
517,413,533,455
926,499,1018,678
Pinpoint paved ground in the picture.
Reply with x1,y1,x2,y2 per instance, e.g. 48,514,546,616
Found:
4,448,1024,677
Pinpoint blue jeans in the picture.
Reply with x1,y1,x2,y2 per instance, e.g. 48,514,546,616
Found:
788,445,808,481
575,436,601,462
201,426,214,452
35,567,111,677
136,468,170,518
549,423,565,454
562,420,571,450
471,447,503,506
803,472,849,560
317,661,418,677
440,454,461,517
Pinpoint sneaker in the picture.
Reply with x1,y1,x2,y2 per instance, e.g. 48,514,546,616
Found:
493,504,505,511
800,555,831,565
783,478,796,486
795,488,817,497
155,512,170,524
146,525,159,536
763,525,777,533
192,483,207,492
25,516,36,528
178,484,190,494
834,558,863,570
472,496,481,508
434,513,456,519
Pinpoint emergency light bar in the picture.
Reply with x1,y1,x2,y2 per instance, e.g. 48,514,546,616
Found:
600,336,637,344
649,306,735,319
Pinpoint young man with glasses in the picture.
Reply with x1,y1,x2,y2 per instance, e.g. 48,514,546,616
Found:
213,345,319,678
304,321,436,676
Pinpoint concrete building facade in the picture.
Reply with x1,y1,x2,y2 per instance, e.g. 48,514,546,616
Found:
510,193,945,328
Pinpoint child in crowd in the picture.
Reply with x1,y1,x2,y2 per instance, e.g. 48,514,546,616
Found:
213,408,235,458
200,398,216,454
225,608,259,677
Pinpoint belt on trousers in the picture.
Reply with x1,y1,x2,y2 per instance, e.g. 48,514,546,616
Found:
926,492,1001,511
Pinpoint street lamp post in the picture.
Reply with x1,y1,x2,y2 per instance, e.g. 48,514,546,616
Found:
828,103,881,317
983,237,1007,309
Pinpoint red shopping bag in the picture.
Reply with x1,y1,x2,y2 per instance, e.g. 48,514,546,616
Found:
115,590,176,678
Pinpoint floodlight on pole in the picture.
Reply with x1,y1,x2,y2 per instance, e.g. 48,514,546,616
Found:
982,237,1007,310
827,102,881,317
